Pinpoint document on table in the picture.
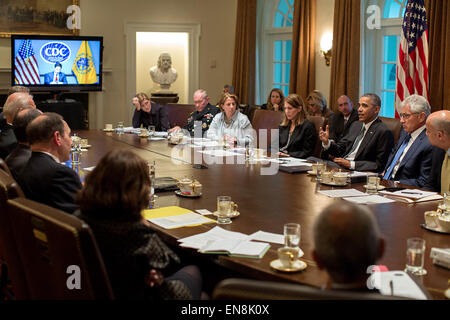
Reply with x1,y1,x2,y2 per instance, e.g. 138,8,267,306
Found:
192,140,219,147
148,212,214,229
199,149,237,157
343,195,396,204
378,189,442,203
123,127,140,134
318,189,368,198
178,226,250,249
374,271,428,300
199,238,270,259
248,230,284,244
149,137,166,141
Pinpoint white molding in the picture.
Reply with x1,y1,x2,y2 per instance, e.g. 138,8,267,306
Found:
124,21,201,126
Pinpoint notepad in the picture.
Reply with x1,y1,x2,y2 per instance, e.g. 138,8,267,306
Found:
199,239,270,259
379,189,443,203
143,206,215,229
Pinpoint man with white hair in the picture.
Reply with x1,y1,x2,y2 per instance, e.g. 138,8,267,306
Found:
424,110,450,193
382,95,435,187
0,92,35,159
313,201,385,291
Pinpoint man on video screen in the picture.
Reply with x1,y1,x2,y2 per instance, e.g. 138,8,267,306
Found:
43,62,68,85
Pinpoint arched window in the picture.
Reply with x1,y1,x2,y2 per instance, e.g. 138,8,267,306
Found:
362,0,407,118
256,0,293,105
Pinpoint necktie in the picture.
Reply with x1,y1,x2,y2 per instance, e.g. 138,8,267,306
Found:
441,153,449,194
55,74,58,82
345,125,366,158
383,134,411,180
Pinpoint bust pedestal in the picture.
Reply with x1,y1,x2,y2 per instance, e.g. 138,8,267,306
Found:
150,92,179,104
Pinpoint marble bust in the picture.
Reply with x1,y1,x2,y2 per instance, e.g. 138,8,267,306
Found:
149,52,178,92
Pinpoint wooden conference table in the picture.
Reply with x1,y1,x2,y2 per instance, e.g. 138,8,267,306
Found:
73,129,450,299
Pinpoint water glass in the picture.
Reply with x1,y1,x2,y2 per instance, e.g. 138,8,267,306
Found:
315,162,325,182
217,196,232,224
71,149,81,164
405,237,427,276
116,121,124,134
284,223,301,252
148,125,156,137
444,192,450,214
366,173,380,194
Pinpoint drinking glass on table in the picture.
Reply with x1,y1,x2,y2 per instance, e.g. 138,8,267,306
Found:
217,196,232,225
365,173,380,194
116,121,124,135
404,237,427,276
284,223,301,253
148,125,156,137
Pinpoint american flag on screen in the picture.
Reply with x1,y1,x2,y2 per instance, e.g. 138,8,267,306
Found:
14,40,41,85
395,0,429,118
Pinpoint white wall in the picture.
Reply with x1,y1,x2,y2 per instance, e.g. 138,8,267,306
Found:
315,0,335,106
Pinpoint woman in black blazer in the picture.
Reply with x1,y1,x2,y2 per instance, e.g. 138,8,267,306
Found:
278,94,317,159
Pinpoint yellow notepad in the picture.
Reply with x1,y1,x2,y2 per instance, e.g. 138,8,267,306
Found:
142,206,215,229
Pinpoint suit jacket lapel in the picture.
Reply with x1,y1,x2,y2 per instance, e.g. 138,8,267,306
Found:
355,119,379,159
398,130,425,169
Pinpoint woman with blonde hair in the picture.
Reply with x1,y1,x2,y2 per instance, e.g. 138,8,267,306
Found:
261,88,285,111
306,90,334,119
207,93,255,147
278,93,317,158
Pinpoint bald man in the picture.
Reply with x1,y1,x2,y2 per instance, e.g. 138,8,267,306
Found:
313,201,385,291
328,95,359,144
424,110,450,193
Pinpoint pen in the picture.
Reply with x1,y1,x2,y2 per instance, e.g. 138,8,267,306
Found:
390,280,394,296
401,191,421,194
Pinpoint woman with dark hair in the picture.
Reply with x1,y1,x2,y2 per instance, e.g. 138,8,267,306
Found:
278,94,317,158
75,150,203,300
261,88,285,111
131,92,170,131
207,93,255,147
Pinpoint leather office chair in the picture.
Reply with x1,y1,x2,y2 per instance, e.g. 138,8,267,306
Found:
212,278,410,300
6,197,114,300
251,109,283,150
166,103,196,128
0,158,12,176
0,169,27,299
380,116,402,144
307,115,325,158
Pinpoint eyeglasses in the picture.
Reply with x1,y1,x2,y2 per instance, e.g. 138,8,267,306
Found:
399,112,419,119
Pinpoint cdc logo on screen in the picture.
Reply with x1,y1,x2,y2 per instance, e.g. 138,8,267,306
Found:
40,42,71,64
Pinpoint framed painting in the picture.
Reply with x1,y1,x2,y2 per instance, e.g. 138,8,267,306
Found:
0,0,79,37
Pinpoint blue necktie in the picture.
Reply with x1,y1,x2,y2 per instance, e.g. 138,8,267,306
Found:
383,134,411,180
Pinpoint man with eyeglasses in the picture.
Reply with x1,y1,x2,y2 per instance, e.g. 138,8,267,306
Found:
381,95,434,187
424,110,450,193
168,89,219,137
317,93,394,172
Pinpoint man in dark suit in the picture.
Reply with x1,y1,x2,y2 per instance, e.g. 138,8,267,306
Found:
328,95,359,144
382,95,434,188
43,62,68,84
0,92,35,159
313,201,385,291
18,112,82,213
424,110,450,193
318,93,394,172
5,107,42,180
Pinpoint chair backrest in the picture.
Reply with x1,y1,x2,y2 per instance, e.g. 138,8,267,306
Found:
380,116,402,144
0,170,29,299
0,158,12,176
307,115,325,158
166,103,196,128
212,278,411,300
6,197,114,300
251,109,283,150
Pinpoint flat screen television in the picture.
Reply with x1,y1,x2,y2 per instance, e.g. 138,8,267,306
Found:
11,34,103,92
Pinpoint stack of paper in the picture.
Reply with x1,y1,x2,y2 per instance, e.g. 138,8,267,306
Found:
178,226,284,259
343,195,396,204
374,271,428,299
318,189,367,198
379,189,443,203
143,206,215,229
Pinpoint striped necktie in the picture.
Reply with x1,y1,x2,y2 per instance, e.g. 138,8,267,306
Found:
345,125,366,158
383,134,411,180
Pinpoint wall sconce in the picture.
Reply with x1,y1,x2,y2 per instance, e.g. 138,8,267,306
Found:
320,32,333,67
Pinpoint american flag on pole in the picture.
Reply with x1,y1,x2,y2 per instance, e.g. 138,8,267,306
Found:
395,0,429,118
14,40,41,85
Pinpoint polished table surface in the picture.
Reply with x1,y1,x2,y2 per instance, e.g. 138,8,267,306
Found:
73,129,450,299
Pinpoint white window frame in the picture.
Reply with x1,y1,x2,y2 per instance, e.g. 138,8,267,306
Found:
256,0,293,105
